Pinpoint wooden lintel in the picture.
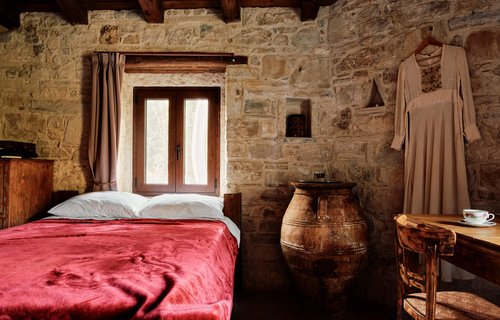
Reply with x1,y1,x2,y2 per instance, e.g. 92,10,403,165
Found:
221,0,240,22
138,0,164,23
300,0,319,21
124,54,248,74
56,0,88,24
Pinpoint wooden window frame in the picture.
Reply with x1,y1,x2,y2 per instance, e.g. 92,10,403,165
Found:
133,87,220,196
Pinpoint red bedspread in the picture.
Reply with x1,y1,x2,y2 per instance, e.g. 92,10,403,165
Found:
0,219,238,320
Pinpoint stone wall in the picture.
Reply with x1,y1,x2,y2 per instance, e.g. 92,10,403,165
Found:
0,0,498,307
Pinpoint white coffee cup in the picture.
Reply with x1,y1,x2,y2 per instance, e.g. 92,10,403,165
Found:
463,209,495,225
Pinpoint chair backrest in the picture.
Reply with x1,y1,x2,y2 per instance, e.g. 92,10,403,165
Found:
394,214,456,320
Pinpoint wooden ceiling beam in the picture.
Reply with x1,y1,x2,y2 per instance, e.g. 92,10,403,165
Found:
239,0,300,7
138,0,164,23
0,4,20,29
300,0,319,21
56,0,88,24
85,1,140,11
161,1,220,10
220,0,240,22
123,53,248,73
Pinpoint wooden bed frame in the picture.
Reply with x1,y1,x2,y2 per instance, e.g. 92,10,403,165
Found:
222,193,242,230
223,192,242,292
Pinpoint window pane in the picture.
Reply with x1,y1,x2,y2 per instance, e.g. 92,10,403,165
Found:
184,99,208,185
145,99,169,184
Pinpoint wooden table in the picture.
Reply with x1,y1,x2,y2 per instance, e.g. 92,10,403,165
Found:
410,214,500,286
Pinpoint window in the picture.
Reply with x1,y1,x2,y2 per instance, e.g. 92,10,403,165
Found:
133,87,220,195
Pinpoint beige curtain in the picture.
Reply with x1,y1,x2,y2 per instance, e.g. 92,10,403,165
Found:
89,52,125,191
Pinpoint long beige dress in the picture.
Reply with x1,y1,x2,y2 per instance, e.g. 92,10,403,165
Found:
391,44,481,215
391,44,481,281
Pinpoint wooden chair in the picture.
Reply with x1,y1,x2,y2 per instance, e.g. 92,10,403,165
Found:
394,214,500,320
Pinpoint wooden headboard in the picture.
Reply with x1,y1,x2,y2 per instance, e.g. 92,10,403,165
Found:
223,193,242,230
223,192,242,292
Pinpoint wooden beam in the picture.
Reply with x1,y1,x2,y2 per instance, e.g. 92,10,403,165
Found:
162,0,221,10
85,1,140,11
123,53,248,74
138,0,164,23
0,4,20,29
221,0,240,22
238,0,335,8
56,0,88,24
239,0,301,7
300,0,319,21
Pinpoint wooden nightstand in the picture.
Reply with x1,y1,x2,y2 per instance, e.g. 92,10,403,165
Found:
0,159,53,229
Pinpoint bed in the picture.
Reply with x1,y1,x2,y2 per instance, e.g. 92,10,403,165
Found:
0,192,241,320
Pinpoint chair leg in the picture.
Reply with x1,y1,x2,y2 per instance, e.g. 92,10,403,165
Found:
397,281,404,320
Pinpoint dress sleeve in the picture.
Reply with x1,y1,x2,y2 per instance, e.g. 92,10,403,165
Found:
457,47,481,143
391,62,406,150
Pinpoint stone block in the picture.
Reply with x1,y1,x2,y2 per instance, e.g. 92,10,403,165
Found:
264,170,288,187
99,25,120,44
242,217,257,232
479,163,500,190
334,107,352,129
328,14,349,43
227,161,263,183
261,119,278,138
227,143,247,158
249,232,280,244
226,119,259,139
244,99,271,115
290,57,330,89
455,0,497,14
273,35,288,46
262,55,287,79
465,29,500,64
234,28,272,46
363,187,404,214
336,47,378,73
52,160,89,192
355,112,394,135
0,90,32,110
449,10,500,31
3,112,46,140
259,218,283,233
225,66,257,80
334,140,367,160
249,143,282,160
47,116,67,141
122,33,140,44
377,166,404,188
261,187,291,204
64,117,83,145
291,28,322,48
256,10,298,26
244,267,289,291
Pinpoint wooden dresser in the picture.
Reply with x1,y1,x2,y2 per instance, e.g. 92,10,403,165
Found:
0,159,53,229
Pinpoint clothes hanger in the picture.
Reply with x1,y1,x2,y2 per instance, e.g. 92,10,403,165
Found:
414,37,443,55
413,37,444,64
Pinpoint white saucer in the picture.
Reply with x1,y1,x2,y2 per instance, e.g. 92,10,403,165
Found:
459,220,496,227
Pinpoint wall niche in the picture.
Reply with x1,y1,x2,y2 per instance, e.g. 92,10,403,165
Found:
364,78,385,108
285,98,311,138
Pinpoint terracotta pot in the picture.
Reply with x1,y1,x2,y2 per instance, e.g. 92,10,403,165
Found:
280,181,369,313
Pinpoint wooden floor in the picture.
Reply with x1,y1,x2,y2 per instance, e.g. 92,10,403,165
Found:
231,291,393,320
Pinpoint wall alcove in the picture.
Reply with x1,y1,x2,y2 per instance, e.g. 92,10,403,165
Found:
285,98,311,138
364,78,385,108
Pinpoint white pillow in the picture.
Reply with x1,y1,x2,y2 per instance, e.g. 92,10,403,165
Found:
48,191,148,218
138,194,224,219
